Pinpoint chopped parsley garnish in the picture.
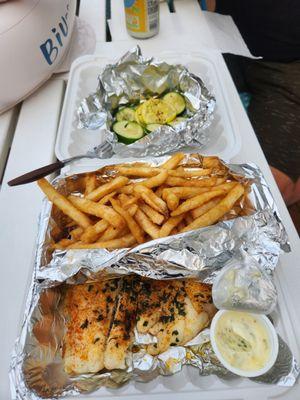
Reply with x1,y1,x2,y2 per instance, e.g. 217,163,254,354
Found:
160,315,175,323
80,319,89,329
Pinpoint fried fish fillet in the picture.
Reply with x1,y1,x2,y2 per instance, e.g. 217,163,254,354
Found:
184,279,216,320
103,276,140,370
137,279,216,356
63,277,216,375
62,279,119,375
136,279,180,334
146,280,186,355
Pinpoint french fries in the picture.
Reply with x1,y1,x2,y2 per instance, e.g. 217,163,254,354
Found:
86,176,129,201
133,185,168,215
139,204,165,225
159,215,185,238
37,178,92,229
52,238,75,249
118,194,138,208
80,204,138,244
118,184,134,195
184,213,194,225
116,166,160,177
70,227,84,240
38,154,252,251
181,184,245,232
162,186,209,199
67,234,136,250
170,189,226,216
68,195,125,228
155,185,166,197
165,176,224,187
84,174,98,196
139,170,168,189
134,209,160,240
98,225,127,242
160,152,185,169
202,156,221,169
110,198,144,244
98,191,117,205
164,191,179,211
191,197,222,219
80,219,109,243
168,167,211,178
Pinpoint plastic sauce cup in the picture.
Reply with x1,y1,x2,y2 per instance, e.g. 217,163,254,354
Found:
210,310,279,378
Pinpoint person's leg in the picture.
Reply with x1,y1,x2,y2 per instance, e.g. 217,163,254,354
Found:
271,167,300,206
245,61,300,234
244,60,300,204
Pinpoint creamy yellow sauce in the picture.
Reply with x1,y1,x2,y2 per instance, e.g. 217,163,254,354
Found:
215,311,271,372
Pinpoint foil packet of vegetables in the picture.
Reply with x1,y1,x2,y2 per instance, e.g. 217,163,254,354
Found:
77,46,216,157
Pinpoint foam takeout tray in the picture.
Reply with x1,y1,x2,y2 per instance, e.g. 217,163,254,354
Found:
55,50,242,164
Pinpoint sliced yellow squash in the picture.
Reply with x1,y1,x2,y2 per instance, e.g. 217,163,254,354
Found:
135,103,146,125
163,92,186,115
142,98,177,124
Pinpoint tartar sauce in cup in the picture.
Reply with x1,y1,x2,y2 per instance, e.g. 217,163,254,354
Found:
210,310,278,377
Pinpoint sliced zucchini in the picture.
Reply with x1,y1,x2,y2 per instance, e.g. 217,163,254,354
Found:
146,123,163,132
116,107,136,122
142,98,176,124
113,121,144,144
163,92,186,115
168,117,188,127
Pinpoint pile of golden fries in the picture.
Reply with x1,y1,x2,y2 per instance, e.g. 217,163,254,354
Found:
38,153,251,250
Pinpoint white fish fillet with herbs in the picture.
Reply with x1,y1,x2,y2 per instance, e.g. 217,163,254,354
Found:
62,277,216,374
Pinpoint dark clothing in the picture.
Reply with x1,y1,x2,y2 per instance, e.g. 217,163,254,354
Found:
223,55,300,179
216,1,300,61
215,0,300,177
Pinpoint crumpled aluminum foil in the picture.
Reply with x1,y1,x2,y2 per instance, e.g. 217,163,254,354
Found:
35,157,289,288
9,155,300,399
77,46,216,157
10,276,299,400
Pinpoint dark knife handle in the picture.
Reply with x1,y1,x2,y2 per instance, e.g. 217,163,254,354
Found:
7,160,66,186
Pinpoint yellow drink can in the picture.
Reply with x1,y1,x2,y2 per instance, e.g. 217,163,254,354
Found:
124,0,159,39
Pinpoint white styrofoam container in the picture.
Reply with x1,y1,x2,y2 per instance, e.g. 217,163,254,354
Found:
54,52,300,399
55,51,242,162
59,162,300,400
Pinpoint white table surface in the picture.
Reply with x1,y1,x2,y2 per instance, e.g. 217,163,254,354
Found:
0,1,299,399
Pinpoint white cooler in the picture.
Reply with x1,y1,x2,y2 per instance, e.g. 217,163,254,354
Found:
0,0,76,114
